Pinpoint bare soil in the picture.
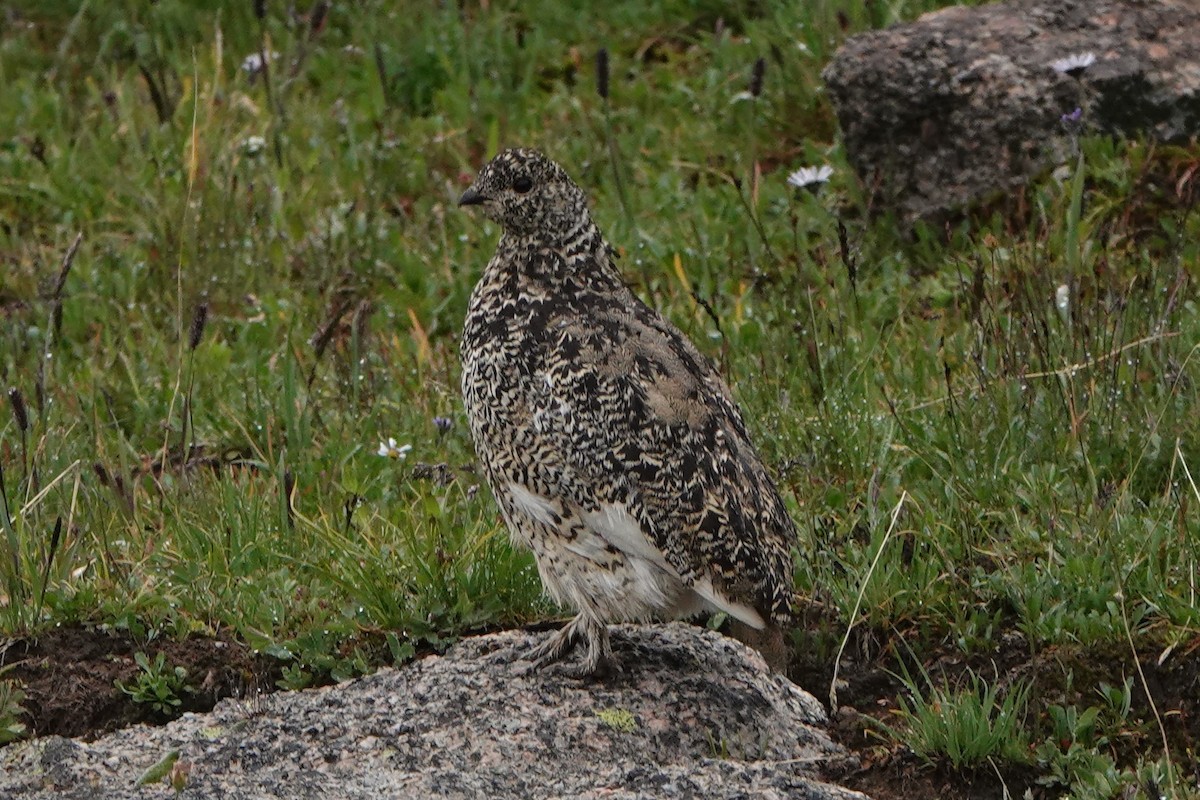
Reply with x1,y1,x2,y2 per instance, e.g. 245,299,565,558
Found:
1,626,280,740
2,621,1198,800
790,622,1200,800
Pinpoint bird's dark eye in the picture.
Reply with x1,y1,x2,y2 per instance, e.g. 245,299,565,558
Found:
512,175,533,193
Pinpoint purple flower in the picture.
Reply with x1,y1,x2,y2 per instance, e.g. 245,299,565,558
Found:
433,416,453,434
1060,108,1084,138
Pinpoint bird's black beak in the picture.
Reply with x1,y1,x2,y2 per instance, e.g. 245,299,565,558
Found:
457,188,486,207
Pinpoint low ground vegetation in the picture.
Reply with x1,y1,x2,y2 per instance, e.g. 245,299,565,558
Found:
1,2,1198,798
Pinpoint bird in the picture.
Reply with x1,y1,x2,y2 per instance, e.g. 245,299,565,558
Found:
457,148,797,677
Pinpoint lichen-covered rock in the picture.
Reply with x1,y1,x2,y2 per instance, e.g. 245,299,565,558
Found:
0,624,870,800
822,0,1200,219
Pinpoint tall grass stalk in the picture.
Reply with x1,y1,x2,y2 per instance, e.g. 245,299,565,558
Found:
829,491,906,708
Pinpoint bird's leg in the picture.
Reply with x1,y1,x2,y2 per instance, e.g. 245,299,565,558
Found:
528,615,582,668
569,614,613,678
528,612,613,677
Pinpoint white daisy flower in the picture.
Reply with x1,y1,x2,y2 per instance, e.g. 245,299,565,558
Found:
1050,52,1096,77
786,165,834,191
242,135,267,156
241,51,278,75
376,438,412,459
1055,284,1070,316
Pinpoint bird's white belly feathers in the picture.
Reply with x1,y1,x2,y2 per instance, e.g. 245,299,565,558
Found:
507,483,765,629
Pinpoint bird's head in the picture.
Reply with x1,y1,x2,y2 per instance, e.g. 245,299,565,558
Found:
458,148,592,240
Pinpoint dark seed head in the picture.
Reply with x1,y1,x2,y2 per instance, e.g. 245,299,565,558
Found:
8,388,28,433
48,516,62,555
749,57,765,98
309,0,329,34
189,302,209,351
595,48,609,101
93,462,111,486
253,0,266,20
53,231,82,300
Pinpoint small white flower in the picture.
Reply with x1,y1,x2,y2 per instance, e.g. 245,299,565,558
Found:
786,165,834,190
1050,52,1096,77
242,135,266,156
1055,284,1070,316
376,438,412,459
241,50,278,75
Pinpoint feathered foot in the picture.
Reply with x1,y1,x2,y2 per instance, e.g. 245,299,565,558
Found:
528,612,614,678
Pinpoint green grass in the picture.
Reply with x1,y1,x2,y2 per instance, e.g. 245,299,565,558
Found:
116,650,190,716
2,0,1199,794
874,664,1032,771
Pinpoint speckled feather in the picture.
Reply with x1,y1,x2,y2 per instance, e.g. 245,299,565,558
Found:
458,149,796,674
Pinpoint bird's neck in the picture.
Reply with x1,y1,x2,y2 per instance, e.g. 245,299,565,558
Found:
493,218,620,290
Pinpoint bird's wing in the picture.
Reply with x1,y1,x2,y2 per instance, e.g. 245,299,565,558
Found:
528,288,797,625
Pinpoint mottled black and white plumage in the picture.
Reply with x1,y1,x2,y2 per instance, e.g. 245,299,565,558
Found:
458,148,796,676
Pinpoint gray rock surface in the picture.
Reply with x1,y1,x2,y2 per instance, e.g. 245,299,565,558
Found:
822,0,1200,219
1,624,870,799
